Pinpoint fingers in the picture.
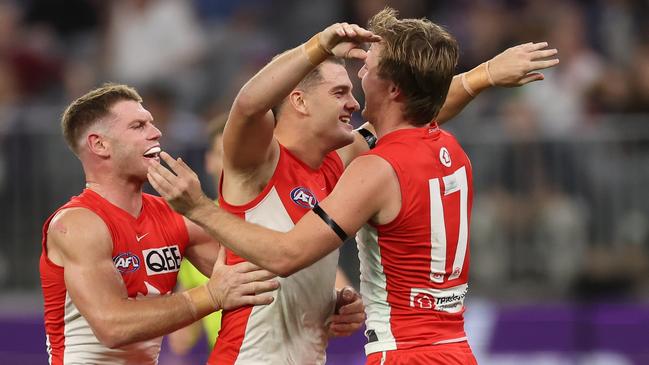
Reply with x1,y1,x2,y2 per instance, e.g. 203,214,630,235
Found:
242,293,275,306
524,41,549,51
329,22,381,42
149,156,180,186
530,48,558,61
214,245,226,268
239,280,280,295
328,317,364,337
346,48,367,60
242,269,278,282
518,72,544,84
529,58,560,72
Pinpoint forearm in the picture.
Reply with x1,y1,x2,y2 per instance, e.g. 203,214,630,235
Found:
233,37,324,117
187,200,296,275
91,286,216,348
437,64,492,124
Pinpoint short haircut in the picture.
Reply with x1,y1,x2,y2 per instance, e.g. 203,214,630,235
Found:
272,57,346,118
61,83,142,155
368,7,459,125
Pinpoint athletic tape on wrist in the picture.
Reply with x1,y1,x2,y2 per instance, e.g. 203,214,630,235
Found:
304,33,331,66
182,291,198,320
485,61,495,86
312,203,348,242
461,72,475,97
356,127,377,149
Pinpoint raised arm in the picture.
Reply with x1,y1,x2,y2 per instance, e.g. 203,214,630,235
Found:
224,23,381,173
335,42,560,166
46,208,278,348
437,41,559,124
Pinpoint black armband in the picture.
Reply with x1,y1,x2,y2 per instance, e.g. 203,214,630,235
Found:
312,203,348,242
356,127,377,149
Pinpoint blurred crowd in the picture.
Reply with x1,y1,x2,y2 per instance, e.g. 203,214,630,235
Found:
1,0,648,300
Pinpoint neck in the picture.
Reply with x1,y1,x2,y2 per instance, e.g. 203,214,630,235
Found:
84,177,144,218
372,105,418,139
275,119,329,170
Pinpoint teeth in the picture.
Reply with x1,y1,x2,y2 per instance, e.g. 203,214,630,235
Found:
144,146,161,157
340,117,350,123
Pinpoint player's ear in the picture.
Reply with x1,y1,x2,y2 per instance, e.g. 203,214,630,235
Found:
87,133,110,158
387,82,400,101
289,90,308,116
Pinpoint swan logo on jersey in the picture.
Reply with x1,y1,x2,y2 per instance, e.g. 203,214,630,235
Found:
290,187,318,208
142,245,182,276
113,252,141,273
440,147,452,167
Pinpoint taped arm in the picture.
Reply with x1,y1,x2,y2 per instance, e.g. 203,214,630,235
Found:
436,41,559,124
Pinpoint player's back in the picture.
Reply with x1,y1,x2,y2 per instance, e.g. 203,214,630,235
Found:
359,123,474,355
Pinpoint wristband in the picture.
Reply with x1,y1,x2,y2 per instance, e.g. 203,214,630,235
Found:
356,127,377,149
303,33,332,66
184,285,219,320
485,60,495,86
460,72,475,97
463,62,492,97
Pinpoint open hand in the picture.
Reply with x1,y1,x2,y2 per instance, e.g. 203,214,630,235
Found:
147,151,212,217
489,42,560,86
207,246,279,311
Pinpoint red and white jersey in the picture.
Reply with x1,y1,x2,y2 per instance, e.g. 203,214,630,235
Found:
358,124,474,355
210,144,344,365
40,189,189,365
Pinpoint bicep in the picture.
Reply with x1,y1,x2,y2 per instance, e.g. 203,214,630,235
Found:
49,211,128,327
183,217,219,277
316,155,392,238
222,109,278,170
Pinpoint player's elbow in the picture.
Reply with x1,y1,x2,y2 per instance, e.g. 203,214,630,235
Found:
93,326,126,349
272,246,308,277
232,92,266,119
90,314,134,349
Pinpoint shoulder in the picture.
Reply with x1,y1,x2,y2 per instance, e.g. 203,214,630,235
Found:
48,207,112,261
338,154,395,190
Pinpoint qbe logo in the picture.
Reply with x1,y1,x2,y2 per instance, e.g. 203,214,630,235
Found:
290,187,318,209
113,252,141,273
142,245,182,276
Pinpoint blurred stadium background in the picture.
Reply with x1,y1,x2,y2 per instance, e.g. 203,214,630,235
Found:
1,0,648,364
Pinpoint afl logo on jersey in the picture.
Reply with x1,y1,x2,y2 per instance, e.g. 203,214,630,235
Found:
113,252,141,273
439,147,452,167
290,187,318,209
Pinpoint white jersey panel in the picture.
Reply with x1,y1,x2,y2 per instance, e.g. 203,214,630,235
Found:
60,292,161,365
234,186,339,365
357,224,397,355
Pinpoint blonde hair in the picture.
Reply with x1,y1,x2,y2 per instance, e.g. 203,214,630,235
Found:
369,7,459,125
61,83,142,155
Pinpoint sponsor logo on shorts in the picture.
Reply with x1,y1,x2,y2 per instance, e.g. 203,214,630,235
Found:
290,187,318,209
113,252,141,273
142,245,182,276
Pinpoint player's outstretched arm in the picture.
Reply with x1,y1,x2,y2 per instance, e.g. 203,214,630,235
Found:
148,151,390,277
437,41,559,124
46,210,278,348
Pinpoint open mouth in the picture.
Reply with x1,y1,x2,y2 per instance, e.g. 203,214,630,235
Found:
339,116,351,124
143,146,161,159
